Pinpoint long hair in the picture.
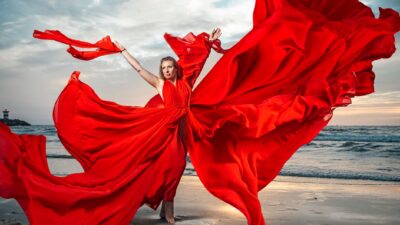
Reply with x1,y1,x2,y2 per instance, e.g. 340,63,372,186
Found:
159,56,182,80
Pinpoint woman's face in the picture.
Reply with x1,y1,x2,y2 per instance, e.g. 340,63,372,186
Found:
161,60,177,80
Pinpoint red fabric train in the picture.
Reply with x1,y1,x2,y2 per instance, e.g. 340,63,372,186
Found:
1,0,399,225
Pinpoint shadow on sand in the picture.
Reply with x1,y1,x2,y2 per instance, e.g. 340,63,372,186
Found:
131,215,205,225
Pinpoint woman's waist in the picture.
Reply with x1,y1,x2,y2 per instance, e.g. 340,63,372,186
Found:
163,103,190,109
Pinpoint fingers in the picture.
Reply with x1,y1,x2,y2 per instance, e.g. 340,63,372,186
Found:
212,28,220,35
216,29,222,38
211,28,217,38
210,27,222,41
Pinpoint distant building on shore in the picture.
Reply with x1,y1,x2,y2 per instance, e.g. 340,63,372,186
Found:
0,109,31,126
3,109,9,120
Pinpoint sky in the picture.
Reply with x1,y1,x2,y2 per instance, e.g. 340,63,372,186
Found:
0,0,399,125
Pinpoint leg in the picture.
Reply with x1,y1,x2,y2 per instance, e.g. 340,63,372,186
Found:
160,119,187,223
164,200,175,224
159,200,166,219
159,200,175,224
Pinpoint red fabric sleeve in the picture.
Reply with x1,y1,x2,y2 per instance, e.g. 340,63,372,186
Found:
164,32,226,88
33,30,122,60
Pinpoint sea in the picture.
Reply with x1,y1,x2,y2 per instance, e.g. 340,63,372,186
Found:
9,125,400,182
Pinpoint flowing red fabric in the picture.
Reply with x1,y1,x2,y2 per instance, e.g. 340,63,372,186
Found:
1,1,400,225
33,29,122,60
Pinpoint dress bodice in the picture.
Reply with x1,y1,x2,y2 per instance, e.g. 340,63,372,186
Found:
162,79,191,108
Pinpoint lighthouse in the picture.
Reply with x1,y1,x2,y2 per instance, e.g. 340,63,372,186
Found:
3,109,9,120
0,109,30,126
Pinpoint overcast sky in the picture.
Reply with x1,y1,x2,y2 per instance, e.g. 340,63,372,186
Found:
0,0,399,125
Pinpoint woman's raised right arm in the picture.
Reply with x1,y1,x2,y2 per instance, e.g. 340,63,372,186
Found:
115,41,162,90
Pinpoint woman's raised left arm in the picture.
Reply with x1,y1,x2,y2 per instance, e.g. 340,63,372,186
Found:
115,41,163,91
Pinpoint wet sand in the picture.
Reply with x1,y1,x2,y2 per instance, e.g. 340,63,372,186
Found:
1,175,399,225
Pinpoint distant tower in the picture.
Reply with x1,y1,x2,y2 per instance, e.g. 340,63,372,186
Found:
3,109,9,120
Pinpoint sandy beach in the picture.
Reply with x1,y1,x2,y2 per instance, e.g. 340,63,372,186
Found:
1,175,399,225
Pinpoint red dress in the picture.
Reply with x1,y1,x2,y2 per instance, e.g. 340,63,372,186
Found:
1,0,399,225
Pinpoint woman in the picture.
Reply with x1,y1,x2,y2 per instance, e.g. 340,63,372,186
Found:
114,28,222,224
0,1,399,225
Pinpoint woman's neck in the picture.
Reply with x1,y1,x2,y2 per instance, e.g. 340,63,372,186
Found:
167,78,177,86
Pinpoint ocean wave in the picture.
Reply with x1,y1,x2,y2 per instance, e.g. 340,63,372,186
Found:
314,135,400,143
336,142,380,152
48,157,400,182
183,168,400,182
47,154,73,159
279,171,400,182
316,126,400,143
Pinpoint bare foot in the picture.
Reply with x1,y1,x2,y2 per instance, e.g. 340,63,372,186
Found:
164,201,175,224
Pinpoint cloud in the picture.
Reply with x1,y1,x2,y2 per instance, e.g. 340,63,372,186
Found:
329,92,400,125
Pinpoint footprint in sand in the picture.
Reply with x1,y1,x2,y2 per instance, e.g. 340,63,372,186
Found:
300,192,326,202
267,201,284,206
309,209,323,214
285,207,299,211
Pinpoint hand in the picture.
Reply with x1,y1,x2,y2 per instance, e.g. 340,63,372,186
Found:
209,28,222,42
114,41,126,52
